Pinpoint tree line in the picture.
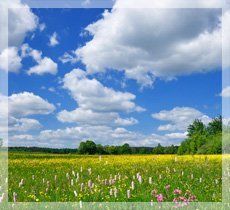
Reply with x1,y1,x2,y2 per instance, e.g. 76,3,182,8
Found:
77,141,175,155
77,116,223,155
177,116,222,154
8,116,225,155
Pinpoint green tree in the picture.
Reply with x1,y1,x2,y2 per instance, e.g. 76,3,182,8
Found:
119,143,132,154
152,144,164,154
104,146,119,154
187,119,206,137
78,140,97,154
178,116,222,155
207,116,222,135
96,144,106,154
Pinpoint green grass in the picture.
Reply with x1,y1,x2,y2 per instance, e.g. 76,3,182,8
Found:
8,152,222,202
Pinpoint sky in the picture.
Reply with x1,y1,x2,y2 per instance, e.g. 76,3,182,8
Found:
0,0,229,148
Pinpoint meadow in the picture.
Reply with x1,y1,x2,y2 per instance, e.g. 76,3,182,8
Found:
8,153,222,204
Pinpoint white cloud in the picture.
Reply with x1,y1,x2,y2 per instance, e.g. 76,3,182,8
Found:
57,108,119,125
38,125,144,147
9,117,41,132
21,43,58,75
39,23,46,32
21,43,42,62
62,68,144,112
152,107,211,131
27,57,58,75
0,94,8,136
221,86,230,98
8,123,189,148
9,92,55,117
142,133,186,146
59,51,79,64
11,134,35,141
10,134,35,145
71,4,221,87
57,107,138,126
164,132,188,139
57,68,143,127
223,10,230,69
48,32,59,47
1,92,51,137
0,47,22,72
0,0,38,52
114,117,138,126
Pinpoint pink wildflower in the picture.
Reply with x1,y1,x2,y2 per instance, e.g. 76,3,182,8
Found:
173,189,182,195
156,194,164,202
165,184,170,190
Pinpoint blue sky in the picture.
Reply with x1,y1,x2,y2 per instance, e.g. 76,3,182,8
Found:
2,6,225,148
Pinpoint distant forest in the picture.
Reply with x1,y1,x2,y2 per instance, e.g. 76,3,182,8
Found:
8,116,225,155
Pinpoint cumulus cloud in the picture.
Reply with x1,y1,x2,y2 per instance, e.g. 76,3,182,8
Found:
0,92,56,146
62,68,144,112
114,117,138,126
67,2,221,87
0,0,38,52
57,108,119,125
21,44,58,75
1,92,53,136
9,92,55,117
9,117,42,132
0,47,22,72
37,126,144,147
21,43,42,61
57,68,142,127
48,32,59,47
142,132,187,146
4,92,55,141
164,132,188,139
9,134,35,146
27,57,58,75
223,10,230,69
56,66,143,131
57,108,138,126
221,86,230,98
8,125,187,148
0,94,8,135
152,107,211,131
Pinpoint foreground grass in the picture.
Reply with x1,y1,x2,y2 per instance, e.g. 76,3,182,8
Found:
8,153,222,202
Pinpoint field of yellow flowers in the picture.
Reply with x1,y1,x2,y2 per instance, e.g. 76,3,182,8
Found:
8,153,222,203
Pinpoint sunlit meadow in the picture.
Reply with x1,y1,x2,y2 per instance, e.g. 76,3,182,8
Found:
8,153,222,204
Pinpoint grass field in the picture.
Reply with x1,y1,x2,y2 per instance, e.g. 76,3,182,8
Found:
8,153,222,203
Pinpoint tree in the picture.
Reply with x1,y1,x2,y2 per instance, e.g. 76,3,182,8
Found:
96,144,106,154
152,144,164,154
178,116,222,155
78,140,97,154
207,116,222,135
164,145,178,154
187,119,206,137
119,143,132,154
139,148,148,154
104,145,119,154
